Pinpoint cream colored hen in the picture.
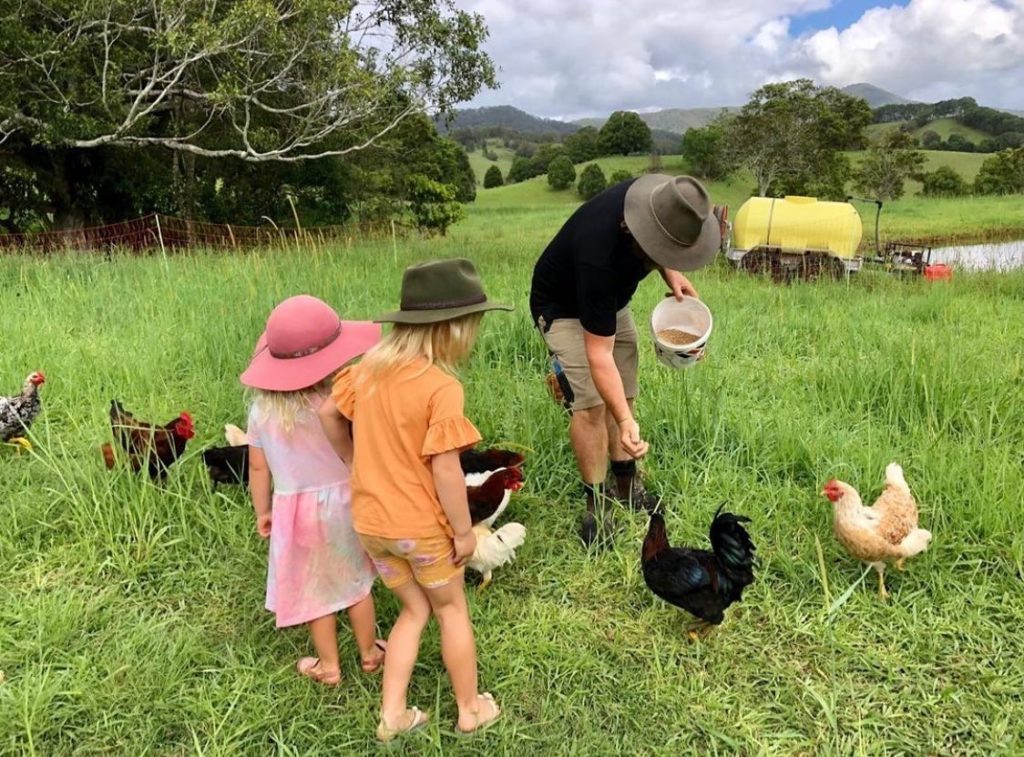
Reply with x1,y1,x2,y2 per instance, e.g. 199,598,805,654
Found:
466,522,526,593
822,463,932,599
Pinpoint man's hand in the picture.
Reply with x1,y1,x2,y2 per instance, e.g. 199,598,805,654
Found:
453,530,477,567
618,418,649,459
661,268,699,300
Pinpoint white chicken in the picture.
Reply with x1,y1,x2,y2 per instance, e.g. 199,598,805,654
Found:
822,462,933,599
467,521,527,593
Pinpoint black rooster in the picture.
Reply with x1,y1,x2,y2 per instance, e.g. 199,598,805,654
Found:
641,505,756,640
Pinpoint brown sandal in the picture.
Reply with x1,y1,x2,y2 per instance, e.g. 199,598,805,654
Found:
376,707,428,742
360,639,387,674
296,657,341,687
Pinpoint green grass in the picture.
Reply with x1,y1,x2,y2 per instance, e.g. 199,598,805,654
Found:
3,215,1024,753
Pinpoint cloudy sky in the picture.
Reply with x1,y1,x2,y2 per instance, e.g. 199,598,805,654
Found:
455,0,1024,118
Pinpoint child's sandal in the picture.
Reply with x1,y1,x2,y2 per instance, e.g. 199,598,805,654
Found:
456,692,501,735
360,639,387,674
296,657,342,687
376,707,428,743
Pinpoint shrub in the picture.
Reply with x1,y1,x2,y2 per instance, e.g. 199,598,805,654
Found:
547,155,576,190
921,166,969,197
483,165,504,189
577,163,607,200
609,169,633,184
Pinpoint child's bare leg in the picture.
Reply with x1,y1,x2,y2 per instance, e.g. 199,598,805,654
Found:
306,613,340,676
346,594,382,666
425,575,498,731
380,580,432,727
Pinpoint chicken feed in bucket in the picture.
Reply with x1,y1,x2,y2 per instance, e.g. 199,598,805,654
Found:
651,296,712,369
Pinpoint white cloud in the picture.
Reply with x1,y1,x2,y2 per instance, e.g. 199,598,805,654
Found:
456,0,1024,117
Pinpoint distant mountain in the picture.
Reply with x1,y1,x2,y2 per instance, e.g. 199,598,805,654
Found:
576,107,738,136
436,105,578,135
841,83,914,107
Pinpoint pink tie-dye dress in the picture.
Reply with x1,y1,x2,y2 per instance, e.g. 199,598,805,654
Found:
247,397,376,628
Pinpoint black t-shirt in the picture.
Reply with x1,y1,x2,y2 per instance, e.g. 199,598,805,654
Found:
529,179,652,337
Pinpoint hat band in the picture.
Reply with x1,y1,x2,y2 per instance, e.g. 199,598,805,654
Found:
400,293,487,311
649,191,702,248
269,324,342,359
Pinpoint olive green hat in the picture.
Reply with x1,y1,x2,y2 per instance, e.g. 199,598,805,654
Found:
624,174,721,271
375,257,513,324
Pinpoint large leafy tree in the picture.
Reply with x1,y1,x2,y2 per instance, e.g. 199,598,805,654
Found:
598,112,652,156
0,0,495,229
726,79,871,199
546,155,575,190
563,126,600,163
974,148,1024,195
681,117,733,180
0,0,495,161
852,131,926,201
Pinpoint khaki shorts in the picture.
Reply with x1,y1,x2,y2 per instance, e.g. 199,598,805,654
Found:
357,533,463,589
539,308,639,411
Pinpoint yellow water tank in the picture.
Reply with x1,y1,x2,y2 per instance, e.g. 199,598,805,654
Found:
731,196,862,259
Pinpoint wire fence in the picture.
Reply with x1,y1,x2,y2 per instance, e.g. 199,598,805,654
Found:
0,213,411,254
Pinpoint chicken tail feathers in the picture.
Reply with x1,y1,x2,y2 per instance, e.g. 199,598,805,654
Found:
224,424,249,447
709,508,756,580
898,528,932,558
471,523,526,571
100,442,116,470
885,462,910,494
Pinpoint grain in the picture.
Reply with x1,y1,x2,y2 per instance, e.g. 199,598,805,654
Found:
657,328,702,346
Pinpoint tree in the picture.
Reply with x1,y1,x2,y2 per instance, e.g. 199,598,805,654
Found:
577,163,607,199
506,156,534,184
921,166,970,197
0,0,496,228
681,118,733,179
0,1,496,163
530,143,566,175
547,155,576,190
483,165,504,188
945,134,975,153
725,79,871,199
407,174,464,235
609,169,633,184
598,112,652,156
563,127,601,163
852,131,926,201
974,148,1024,195
921,130,942,149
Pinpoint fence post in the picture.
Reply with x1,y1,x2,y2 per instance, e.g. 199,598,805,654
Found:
154,214,166,256
227,224,236,249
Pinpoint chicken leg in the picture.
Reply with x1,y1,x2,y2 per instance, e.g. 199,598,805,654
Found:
872,563,889,600
476,570,493,594
4,437,32,452
685,620,715,642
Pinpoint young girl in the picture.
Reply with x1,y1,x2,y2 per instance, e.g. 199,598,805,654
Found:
241,294,385,686
320,258,511,740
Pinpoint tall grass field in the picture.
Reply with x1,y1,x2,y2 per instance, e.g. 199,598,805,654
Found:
2,202,1024,754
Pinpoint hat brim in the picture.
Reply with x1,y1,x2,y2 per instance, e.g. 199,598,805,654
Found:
374,299,513,325
240,320,382,391
623,173,722,272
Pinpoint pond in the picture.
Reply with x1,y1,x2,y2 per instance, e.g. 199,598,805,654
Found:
929,240,1024,271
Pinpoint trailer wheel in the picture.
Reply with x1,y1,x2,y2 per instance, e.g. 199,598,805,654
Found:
741,250,785,281
801,253,847,281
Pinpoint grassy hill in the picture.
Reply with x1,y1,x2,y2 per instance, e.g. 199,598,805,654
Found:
474,151,1022,246
866,118,991,145
467,141,518,186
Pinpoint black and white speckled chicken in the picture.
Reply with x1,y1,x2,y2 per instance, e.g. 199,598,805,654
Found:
1,371,46,451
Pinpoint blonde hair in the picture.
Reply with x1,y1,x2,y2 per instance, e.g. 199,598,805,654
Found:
358,313,483,384
249,378,330,434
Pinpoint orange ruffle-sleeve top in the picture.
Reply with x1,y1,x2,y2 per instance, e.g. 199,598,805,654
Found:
332,361,481,539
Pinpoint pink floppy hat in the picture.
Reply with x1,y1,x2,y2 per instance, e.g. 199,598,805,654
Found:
240,295,381,392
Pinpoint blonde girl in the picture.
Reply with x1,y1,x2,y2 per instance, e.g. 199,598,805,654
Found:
241,295,384,686
320,258,511,740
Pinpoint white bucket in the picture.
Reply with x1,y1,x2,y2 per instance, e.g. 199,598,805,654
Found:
650,296,713,369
